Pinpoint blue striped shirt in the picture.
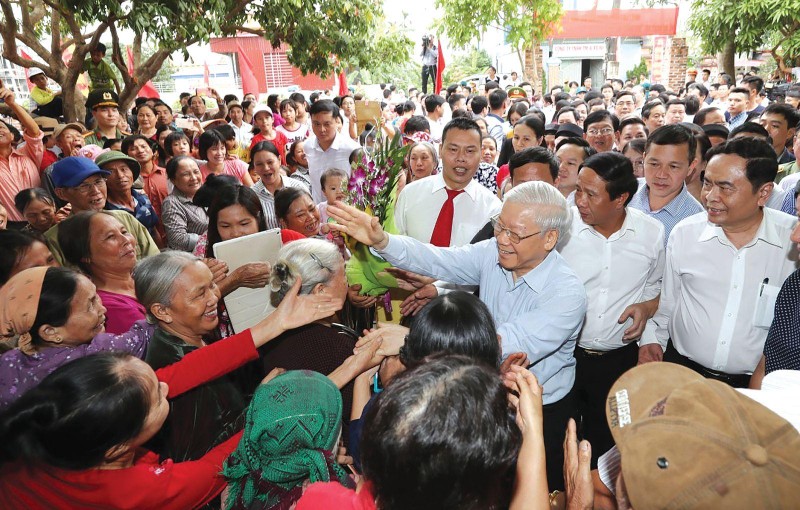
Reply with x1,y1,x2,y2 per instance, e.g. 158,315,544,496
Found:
628,184,703,246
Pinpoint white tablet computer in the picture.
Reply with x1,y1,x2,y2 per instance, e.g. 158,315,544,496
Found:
212,228,283,333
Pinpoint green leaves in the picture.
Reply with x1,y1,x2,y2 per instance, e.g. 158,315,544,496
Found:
687,0,800,67
436,0,562,51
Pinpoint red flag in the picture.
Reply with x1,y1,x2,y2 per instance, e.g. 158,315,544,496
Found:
338,70,348,97
203,61,210,87
235,41,260,96
435,39,445,94
20,49,33,82
126,47,160,99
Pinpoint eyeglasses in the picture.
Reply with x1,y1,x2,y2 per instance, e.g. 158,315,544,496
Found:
587,127,615,136
491,216,542,244
72,177,107,195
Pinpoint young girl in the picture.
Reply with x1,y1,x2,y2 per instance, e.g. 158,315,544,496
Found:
276,99,309,145
250,105,288,163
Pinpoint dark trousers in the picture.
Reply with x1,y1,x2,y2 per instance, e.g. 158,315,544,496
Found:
33,97,63,119
542,390,576,491
574,341,639,467
664,340,751,388
421,64,437,94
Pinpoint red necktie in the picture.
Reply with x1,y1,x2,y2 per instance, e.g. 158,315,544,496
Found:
430,189,465,247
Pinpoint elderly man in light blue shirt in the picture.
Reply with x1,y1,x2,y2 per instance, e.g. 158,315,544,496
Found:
328,181,587,491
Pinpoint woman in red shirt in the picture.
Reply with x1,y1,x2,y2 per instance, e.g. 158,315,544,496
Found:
0,277,340,510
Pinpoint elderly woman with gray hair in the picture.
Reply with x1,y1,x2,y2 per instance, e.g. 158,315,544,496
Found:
133,250,341,463
259,238,359,445
406,141,439,183
326,181,588,491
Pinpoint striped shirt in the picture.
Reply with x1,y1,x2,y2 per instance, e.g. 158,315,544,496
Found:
628,184,703,246
161,188,209,251
252,176,306,230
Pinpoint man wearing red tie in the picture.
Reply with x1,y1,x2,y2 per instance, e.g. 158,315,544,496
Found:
393,117,502,312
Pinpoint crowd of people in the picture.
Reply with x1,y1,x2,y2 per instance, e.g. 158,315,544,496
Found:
0,48,799,509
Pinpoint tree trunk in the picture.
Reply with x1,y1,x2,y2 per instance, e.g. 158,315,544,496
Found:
720,37,735,78
524,45,542,94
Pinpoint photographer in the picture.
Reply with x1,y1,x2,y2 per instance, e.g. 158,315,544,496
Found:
420,34,438,94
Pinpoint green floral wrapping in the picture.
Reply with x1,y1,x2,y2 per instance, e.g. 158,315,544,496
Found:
344,192,399,296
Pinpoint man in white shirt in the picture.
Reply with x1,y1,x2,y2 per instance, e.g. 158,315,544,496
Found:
423,94,446,142
394,117,502,312
305,100,361,203
227,101,253,149
641,137,799,387
395,117,501,245
559,151,665,464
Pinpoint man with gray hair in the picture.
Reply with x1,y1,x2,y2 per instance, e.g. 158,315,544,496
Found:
327,182,587,492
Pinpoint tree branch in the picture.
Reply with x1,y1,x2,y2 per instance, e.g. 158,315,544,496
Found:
108,22,132,88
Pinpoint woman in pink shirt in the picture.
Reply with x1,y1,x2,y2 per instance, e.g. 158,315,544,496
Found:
0,86,44,226
197,130,254,186
58,211,145,335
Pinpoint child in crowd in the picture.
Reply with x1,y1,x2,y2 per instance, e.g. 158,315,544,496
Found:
318,168,349,259
28,69,63,119
82,43,120,93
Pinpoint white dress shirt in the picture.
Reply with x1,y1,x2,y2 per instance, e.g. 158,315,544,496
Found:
228,121,253,148
305,132,361,203
559,207,665,351
394,173,502,247
642,208,799,374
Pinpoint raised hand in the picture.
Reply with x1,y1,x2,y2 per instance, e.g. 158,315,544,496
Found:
326,201,387,247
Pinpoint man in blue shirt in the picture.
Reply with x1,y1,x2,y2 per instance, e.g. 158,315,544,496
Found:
328,181,587,491
628,124,704,245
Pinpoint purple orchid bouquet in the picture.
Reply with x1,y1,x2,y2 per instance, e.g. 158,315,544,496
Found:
344,129,410,296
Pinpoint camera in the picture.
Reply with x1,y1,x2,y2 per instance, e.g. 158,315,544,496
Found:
422,35,431,46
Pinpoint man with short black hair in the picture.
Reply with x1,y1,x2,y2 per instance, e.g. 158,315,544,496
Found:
470,95,488,117
629,124,703,243
664,99,687,124
556,137,596,202
642,137,798,386
785,87,800,109
583,110,619,153
686,82,709,106
424,94,446,141
618,117,648,147
305,99,360,202
560,151,665,463
486,89,508,146
742,75,766,115
613,91,635,118
759,103,799,164
600,84,614,109
726,87,751,128
447,93,466,113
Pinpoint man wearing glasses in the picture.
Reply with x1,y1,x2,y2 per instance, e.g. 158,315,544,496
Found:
45,156,159,265
327,181,587,492
583,110,619,153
